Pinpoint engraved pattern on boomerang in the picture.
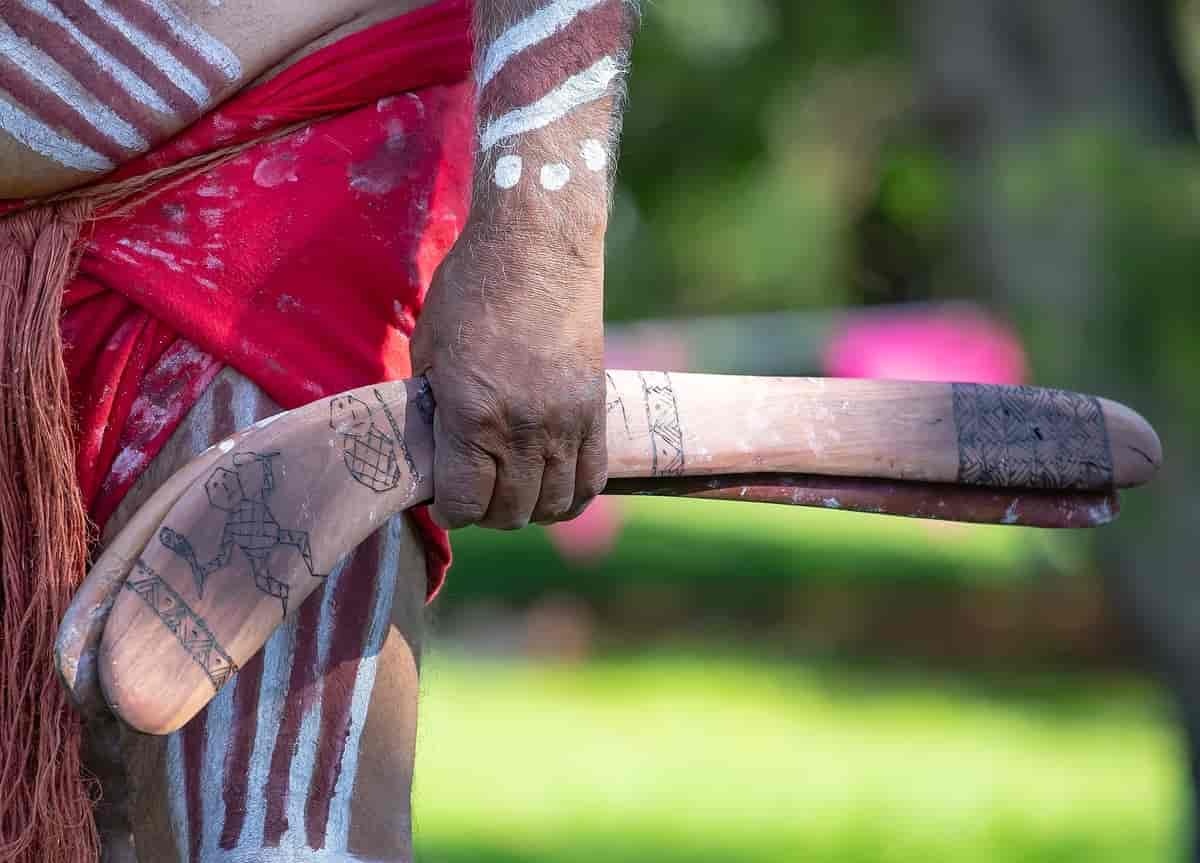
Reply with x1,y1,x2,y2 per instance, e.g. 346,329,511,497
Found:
125,559,238,692
0,0,241,171
606,371,632,438
329,391,419,494
639,371,685,476
159,451,322,618
953,384,1115,490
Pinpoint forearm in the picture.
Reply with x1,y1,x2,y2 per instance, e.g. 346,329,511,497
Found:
470,0,639,246
411,0,635,530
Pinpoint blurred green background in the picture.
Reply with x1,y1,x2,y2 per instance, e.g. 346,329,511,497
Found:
413,1,1199,860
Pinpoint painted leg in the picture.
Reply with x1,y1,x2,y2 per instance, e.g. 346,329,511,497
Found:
147,514,424,862
84,368,428,862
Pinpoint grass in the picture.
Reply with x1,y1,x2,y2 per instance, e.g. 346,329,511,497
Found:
412,650,1185,863
440,496,1093,609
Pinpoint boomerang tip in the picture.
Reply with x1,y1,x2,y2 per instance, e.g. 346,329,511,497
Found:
1100,398,1163,489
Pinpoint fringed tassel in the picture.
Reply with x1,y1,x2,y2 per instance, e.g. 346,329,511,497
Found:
0,201,100,863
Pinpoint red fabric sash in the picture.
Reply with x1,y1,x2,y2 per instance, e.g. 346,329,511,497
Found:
59,0,475,596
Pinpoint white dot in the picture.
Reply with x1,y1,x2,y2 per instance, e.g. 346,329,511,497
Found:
494,155,523,189
540,163,571,191
581,139,608,172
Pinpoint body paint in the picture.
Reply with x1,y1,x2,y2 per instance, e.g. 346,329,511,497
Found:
476,0,631,191
143,371,405,862
0,0,241,172
479,54,619,153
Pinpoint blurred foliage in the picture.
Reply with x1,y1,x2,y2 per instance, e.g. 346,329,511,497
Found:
441,497,1080,607
607,0,905,320
430,4,1200,858
414,652,1184,863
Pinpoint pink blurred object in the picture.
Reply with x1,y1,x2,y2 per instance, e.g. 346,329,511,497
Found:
823,305,1029,385
545,497,624,564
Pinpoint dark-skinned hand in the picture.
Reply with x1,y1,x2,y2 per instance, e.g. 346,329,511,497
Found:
411,216,607,530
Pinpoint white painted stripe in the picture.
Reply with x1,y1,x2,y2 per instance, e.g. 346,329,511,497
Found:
231,371,260,430
326,516,402,851
139,0,242,80
235,573,300,848
80,0,210,105
477,0,605,91
231,371,297,851
172,373,219,863
202,848,386,862
0,94,112,171
479,55,619,152
165,731,191,863
280,554,349,848
20,0,174,115
0,21,147,149
188,370,218,456
199,672,238,861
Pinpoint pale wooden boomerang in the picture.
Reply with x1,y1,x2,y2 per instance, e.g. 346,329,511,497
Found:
55,372,1160,734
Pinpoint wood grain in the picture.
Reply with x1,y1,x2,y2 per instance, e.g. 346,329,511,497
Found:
66,373,1159,735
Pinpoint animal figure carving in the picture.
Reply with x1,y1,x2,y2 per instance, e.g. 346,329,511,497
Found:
159,451,321,617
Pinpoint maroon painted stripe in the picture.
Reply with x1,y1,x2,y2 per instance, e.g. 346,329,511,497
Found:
3,0,162,140
304,532,385,850
184,373,240,861
54,0,197,115
181,713,207,863
477,0,627,124
217,650,266,851
0,56,132,162
261,587,325,847
210,377,236,443
116,0,229,93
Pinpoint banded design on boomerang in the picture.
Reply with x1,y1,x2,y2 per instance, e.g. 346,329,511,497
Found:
476,0,631,191
57,372,1161,735
0,0,240,171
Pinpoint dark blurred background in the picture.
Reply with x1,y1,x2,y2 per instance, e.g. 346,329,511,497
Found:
414,2,1199,860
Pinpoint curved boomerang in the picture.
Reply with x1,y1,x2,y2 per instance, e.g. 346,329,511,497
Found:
55,372,1161,733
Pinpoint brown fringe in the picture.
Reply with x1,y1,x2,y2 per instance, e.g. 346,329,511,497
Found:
0,199,98,863
0,116,334,863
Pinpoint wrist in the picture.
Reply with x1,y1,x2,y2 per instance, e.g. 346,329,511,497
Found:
466,178,608,259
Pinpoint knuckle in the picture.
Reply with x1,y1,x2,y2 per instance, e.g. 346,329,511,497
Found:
504,401,544,440
450,399,501,437
435,495,487,527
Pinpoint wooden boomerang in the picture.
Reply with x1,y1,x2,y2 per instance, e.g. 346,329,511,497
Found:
55,372,1160,733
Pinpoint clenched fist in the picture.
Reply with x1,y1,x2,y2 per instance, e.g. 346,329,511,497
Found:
411,216,607,530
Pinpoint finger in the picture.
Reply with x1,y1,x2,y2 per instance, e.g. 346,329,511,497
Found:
481,447,544,531
532,451,578,524
429,413,497,529
568,421,608,519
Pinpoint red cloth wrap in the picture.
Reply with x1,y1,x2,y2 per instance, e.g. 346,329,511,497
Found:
58,0,474,599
